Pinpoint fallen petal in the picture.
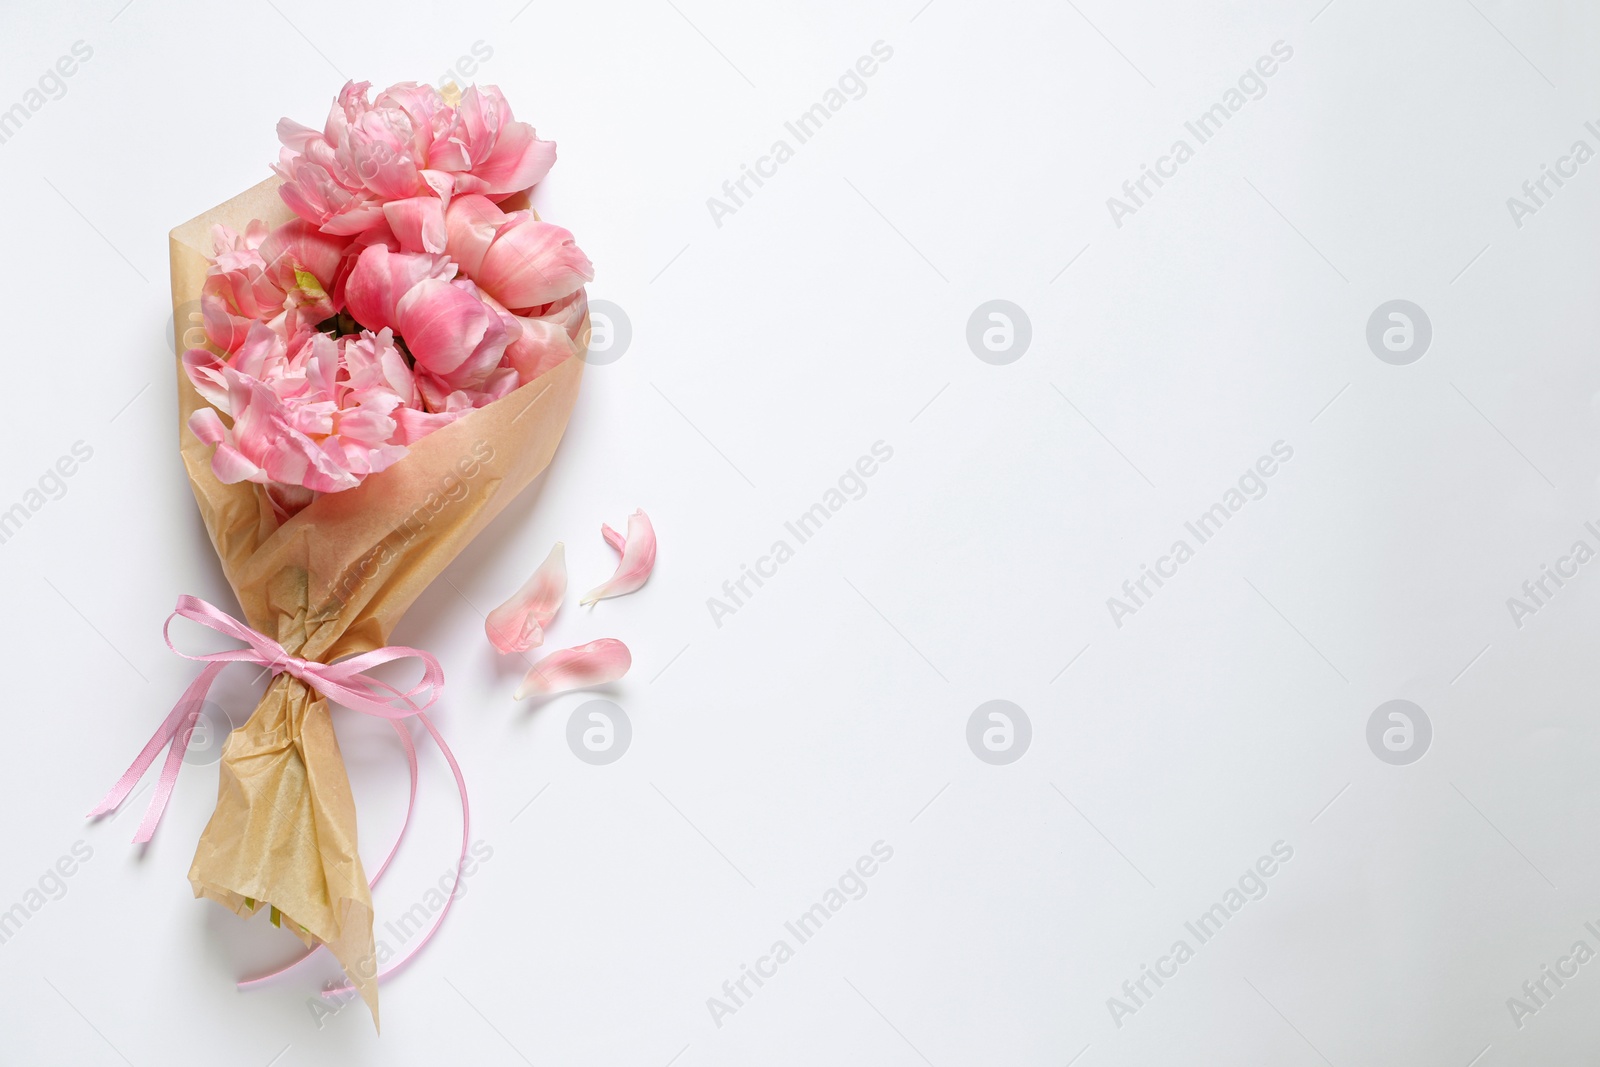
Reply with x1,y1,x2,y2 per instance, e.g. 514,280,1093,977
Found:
582,509,656,605
513,639,631,699
485,543,567,654
601,524,625,553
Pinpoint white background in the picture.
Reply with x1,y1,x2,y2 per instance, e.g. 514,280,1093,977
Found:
3,0,1600,1063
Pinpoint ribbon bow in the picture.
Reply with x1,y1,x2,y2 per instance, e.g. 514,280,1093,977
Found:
89,594,470,994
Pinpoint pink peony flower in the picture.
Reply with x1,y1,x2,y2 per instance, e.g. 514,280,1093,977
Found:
449,85,559,198
201,220,349,354
274,81,557,241
342,243,456,333
444,194,592,310
394,277,517,407
341,244,520,406
184,324,410,517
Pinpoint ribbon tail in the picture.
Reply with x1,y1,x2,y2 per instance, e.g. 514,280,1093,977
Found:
88,662,227,843
368,720,421,885
320,711,469,995
134,661,228,844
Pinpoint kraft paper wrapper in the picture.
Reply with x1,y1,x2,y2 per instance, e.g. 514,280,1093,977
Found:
168,177,585,1027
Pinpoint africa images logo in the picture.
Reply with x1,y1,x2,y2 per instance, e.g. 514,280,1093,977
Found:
1105,41,1293,228
706,42,895,227
1105,441,1293,627
1106,841,1294,1029
705,842,894,1029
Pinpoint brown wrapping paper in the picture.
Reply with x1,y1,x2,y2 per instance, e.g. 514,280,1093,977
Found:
168,177,585,1027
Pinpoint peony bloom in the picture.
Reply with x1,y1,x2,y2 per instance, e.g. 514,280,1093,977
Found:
202,220,349,354
187,368,363,512
341,244,519,406
394,277,518,407
341,326,419,407
342,243,456,331
444,194,592,310
448,85,558,198
273,82,423,237
184,324,410,517
274,81,558,241
184,80,590,517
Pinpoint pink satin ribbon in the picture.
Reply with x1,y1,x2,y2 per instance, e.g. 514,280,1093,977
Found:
88,594,471,996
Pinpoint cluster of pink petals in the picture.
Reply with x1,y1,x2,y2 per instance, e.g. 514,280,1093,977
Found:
186,323,411,514
184,81,592,518
444,195,592,311
487,510,657,699
274,81,556,240
200,219,347,352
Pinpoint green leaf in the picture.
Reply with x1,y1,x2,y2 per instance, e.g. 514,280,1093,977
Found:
270,906,282,928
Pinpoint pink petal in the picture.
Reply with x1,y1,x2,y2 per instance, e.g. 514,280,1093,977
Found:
343,244,454,333
258,218,349,294
274,157,387,237
394,277,510,404
443,194,505,278
276,117,323,154
542,288,589,342
420,168,457,201
502,312,579,384
478,216,593,310
449,88,558,197
210,443,268,484
346,109,425,200
601,524,625,553
201,291,252,354
485,543,567,654
183,347,231,411
188,407,228,446
513,639,631,699
461,118,557,197
581,509,656,605
382,196,448,254
393,402,469,444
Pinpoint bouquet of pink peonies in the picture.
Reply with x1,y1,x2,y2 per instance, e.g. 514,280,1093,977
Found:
189,81,593,520
93,80,592,1026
